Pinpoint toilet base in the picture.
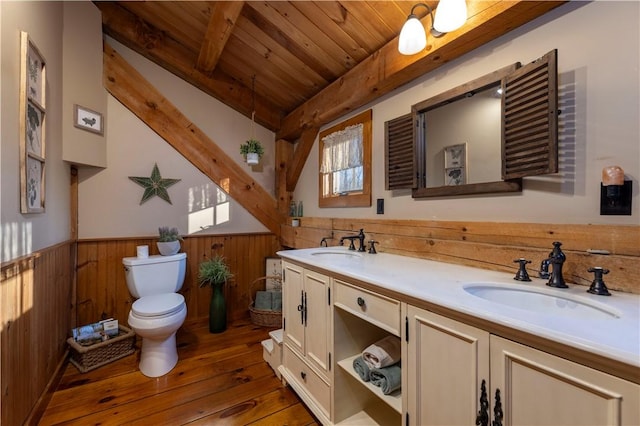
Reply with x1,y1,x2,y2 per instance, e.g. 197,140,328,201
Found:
138,332,178,377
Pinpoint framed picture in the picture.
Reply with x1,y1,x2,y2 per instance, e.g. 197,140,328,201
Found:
445,167,466,186
19,31,46,213
444,143,467,168
74,104,104,135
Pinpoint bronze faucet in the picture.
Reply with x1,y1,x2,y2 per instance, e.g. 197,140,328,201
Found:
540,241,568,288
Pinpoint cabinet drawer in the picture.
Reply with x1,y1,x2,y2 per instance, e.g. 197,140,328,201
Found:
334,279,401,336
283,345,331,418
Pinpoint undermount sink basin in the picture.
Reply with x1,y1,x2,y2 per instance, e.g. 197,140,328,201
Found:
310,250,363,259
463,284,621,320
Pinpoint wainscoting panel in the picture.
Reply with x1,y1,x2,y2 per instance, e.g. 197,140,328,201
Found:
76,234,280,327
1,241,74,426
281,218,639,294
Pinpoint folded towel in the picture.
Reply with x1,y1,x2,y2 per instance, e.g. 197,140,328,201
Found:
362,335,401,368
271,291,282,312
352,355,371,382
370,364,402,395
254,291,273,310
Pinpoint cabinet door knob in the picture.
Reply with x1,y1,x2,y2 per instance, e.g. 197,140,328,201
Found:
300,371,307,380
357,296,365,307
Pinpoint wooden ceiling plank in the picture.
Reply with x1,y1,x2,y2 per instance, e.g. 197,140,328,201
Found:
103,42,284,235
313,1,386,53
237,16,328,94
339,1,396,43
196,1,245,74
292,2,370,63
96,2,283,132
268,1,356,71
276,0,566,141
219,37,305,108
366,1,415,33
230,21,323,102
243,2,345,81
119,1,209,53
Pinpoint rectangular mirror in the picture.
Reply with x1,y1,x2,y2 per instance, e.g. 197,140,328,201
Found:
407,49,558,198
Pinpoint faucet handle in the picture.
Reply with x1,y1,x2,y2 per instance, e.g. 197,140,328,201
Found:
513,258,532,281
587,267,611,296
368,240,378,254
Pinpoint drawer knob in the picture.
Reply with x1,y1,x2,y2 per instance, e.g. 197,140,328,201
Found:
300,371,307,380
357,297,365,307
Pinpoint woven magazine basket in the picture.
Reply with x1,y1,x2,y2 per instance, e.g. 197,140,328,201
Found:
249,275,282,327
67,325,136,373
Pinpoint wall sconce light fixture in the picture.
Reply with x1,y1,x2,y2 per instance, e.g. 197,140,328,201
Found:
600,165,632,215
398,0,467,55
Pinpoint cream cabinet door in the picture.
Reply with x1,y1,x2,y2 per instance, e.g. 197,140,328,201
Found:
303,269,331,377
490,335,640,426
282,261,304,355
406,305,490,426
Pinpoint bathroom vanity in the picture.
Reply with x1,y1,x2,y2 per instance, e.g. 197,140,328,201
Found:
277,247,640,426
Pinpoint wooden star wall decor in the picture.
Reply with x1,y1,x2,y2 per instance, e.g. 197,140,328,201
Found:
129,163,181,205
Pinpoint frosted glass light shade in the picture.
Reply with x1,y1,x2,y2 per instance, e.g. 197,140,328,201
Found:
398,15,427,55
433,0,467,33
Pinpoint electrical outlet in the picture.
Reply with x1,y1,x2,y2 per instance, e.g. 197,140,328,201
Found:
376,198,384,214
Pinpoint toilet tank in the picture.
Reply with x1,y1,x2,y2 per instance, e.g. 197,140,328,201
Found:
122,253,187,298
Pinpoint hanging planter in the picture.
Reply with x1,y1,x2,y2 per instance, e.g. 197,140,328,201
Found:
239,75,264,166
240,138,264,165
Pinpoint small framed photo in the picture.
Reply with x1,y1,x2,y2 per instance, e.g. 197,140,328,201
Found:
74,104,103,135
445,167,466,186
444,143,466,168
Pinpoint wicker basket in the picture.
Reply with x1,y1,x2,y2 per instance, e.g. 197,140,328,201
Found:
249,276,282,328
67,325,136,373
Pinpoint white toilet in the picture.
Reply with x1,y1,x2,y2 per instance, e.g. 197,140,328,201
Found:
122,252,187,377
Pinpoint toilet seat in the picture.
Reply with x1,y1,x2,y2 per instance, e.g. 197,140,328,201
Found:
132,293,185,318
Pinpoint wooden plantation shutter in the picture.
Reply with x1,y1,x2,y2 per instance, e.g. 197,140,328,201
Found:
502,49,558,179
385,113,415,190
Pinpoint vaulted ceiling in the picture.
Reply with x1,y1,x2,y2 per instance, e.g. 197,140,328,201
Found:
95,1,566,143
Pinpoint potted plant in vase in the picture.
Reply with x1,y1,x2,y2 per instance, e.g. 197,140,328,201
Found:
157,226,182,256
198,255,233,333
240,138,264,165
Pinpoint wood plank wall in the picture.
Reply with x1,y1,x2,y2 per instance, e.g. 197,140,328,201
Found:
281,218,640,294
1,241,74,426
76,233,280,327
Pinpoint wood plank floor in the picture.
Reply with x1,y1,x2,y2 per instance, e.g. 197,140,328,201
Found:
39,320,318,425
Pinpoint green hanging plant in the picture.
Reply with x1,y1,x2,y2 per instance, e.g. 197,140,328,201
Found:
239,138,264,160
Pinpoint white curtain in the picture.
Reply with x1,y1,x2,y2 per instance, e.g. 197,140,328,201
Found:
320,123,363,173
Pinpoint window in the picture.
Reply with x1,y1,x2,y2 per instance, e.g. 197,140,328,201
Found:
318,109,372,207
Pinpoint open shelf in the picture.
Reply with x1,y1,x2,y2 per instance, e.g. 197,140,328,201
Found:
337,354,402,413
334,401,401,426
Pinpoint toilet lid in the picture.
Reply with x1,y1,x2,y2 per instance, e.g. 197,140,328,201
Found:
132,293,185,317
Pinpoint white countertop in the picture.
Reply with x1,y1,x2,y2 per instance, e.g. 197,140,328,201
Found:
277,246,640,369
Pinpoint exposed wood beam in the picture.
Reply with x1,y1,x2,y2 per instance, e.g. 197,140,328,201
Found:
103,42,284,235
276,0,566,141
196,2,245,74
285,126,319,192
275,139,294,218
95,2,283,132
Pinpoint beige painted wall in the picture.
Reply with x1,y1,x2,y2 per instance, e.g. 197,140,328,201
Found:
77,38,274,239
1,1,69,264
294,1,639,226
62,2,107,168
